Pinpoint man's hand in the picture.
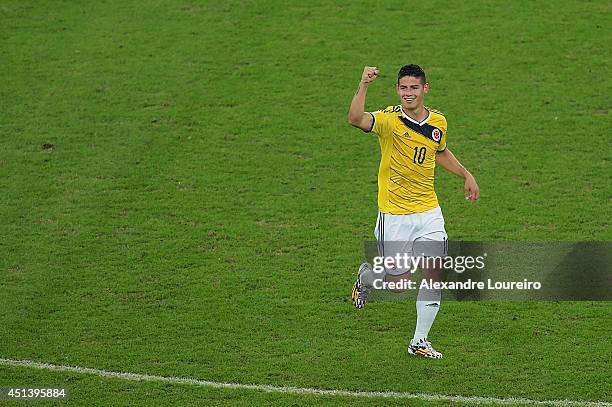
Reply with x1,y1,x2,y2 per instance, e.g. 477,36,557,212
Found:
361,66,379,84
464,174,480,203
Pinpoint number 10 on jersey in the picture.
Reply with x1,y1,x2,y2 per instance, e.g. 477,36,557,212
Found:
413,147,426,164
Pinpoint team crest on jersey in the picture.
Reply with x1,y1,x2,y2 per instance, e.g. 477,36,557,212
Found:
432,129,441,142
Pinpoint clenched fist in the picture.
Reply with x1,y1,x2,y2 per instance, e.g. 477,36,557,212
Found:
361,66,379,84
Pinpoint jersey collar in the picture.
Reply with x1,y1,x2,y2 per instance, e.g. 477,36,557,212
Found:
400,105,430,126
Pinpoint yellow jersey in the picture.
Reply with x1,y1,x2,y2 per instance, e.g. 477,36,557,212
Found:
368,105,447,215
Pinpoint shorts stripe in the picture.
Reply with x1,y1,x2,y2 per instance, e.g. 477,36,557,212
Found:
376,212,382,256
378,212,385,257
376,212,381,256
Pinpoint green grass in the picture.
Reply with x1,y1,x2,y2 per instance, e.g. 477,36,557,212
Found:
0,366,556,407
1,0,611,406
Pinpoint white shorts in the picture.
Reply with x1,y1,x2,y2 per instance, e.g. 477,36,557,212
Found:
374,207,448,275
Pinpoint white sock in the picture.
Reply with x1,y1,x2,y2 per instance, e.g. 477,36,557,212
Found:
413,287,441,342
359,263,379,288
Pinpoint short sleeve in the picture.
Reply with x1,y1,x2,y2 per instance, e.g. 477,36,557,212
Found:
437,132,447,151
369,110,391,136
437,118,448,151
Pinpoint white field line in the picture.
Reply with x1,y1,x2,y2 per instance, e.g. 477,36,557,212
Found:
0,358,610,407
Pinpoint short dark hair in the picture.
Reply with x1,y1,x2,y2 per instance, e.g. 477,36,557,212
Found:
397,64,426,84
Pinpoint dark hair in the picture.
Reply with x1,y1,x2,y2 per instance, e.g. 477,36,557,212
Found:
397,64,426,84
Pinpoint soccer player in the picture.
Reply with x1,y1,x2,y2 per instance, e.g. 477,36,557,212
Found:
348,64,479,359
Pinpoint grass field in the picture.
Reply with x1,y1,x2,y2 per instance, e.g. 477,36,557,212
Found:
1,0,611,406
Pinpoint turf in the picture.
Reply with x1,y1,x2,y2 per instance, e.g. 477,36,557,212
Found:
0,366,556,407
1,0,610,406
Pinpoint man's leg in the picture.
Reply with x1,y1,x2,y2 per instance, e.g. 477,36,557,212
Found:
407,261,444,358
352,213,407,308
413,264,442,342
409,230,447,358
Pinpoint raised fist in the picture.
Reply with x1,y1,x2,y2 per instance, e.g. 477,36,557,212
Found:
361,66,379,84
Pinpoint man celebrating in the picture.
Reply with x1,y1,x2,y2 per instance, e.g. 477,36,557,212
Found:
348,64,479,358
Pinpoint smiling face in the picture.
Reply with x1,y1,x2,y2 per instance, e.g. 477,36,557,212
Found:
397,75,429,111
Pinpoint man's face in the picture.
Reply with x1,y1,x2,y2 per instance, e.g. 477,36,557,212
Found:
396,76,429,110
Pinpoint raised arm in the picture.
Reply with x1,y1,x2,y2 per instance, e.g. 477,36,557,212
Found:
348,66,379,132
436,148,480,202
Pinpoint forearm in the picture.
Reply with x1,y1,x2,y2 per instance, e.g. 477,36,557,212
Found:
348,81,369,124
436,148,472,179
